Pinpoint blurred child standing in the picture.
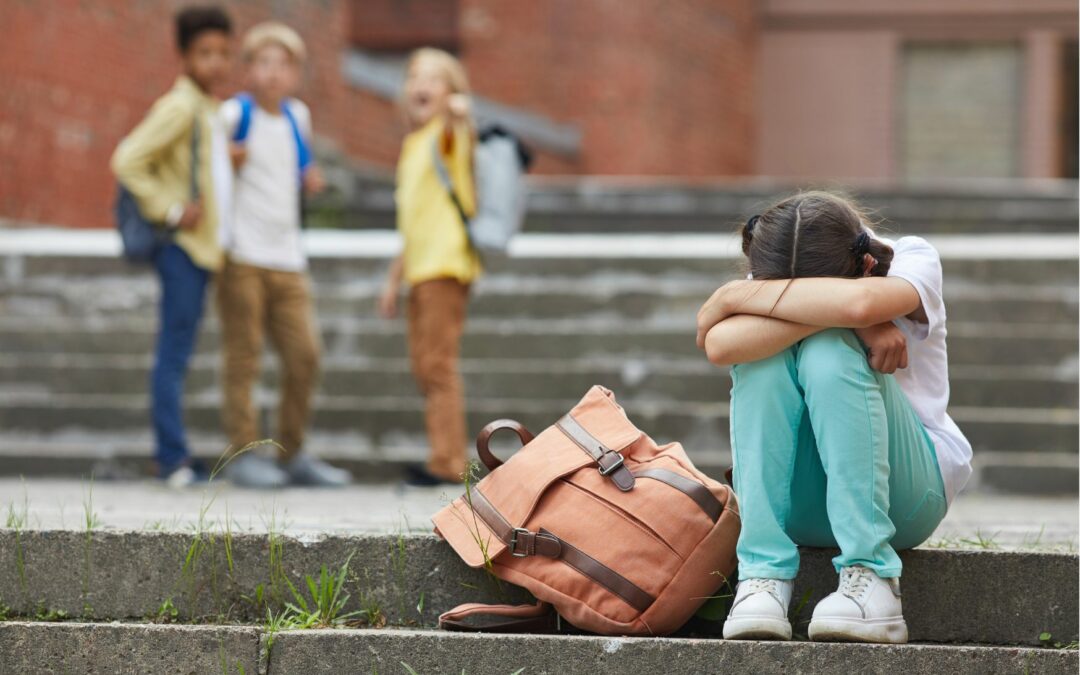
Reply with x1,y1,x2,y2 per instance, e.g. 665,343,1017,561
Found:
111,6,233,488
217,22,350,488
379,48,479,486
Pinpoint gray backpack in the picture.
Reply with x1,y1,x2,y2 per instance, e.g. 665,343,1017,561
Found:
433,125,532,260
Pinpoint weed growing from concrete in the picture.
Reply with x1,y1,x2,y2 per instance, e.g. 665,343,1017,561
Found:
33,601,68,622
390,523,410,621
453,460,507,601
958,529,1000,550
81,478,100,619
1039,631,1080,650
789,587,815,640
0,599,11,621
284,552,363,628
261,504,289,608
5,484,29,602
1020,525,1046,550
692,570,735,624
153,597,179,624
348,567,387,628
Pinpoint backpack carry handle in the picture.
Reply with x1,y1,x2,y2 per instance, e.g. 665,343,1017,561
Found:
439,601,557,633
475,419,534,471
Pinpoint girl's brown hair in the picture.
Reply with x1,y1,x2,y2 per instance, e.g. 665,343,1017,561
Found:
742,191,893,280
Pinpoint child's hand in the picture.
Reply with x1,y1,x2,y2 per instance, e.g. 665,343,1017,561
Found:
447,94,471,121
855,322,908,373
176,201,203,231
303,165,326,195
377,283,399,319
229,143,247,171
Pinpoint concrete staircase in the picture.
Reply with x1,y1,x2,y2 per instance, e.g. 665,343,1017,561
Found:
0,225,1076,492
0,530,1076,673
334,175,1080,234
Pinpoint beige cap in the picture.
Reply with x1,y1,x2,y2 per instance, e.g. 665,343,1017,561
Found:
242,21,306,63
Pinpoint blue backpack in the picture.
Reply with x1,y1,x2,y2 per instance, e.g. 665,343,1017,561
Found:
114,119,199,264
232,93,312,176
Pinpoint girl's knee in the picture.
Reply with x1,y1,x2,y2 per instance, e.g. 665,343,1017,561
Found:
796,328,868,384
732,348,795,386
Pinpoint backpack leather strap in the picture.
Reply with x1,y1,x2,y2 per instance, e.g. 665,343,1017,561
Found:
439,601,558,633
556,414,636,492
464,487,655,613
635,468,724,522
467,486,562,558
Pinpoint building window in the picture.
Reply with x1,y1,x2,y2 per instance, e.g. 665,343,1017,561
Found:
348,0,460,53
899,43,1022,179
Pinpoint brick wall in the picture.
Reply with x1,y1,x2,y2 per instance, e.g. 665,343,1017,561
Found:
460,0,757,176
0,0,756,229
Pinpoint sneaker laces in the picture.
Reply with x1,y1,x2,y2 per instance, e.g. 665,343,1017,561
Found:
744,577,784,598
838,566,874,601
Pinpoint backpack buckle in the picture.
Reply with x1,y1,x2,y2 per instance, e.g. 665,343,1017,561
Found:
509,528,532,557
598,452,625,476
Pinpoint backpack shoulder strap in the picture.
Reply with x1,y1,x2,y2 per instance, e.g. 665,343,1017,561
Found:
232,93,255,143
431,136,471,226
281,98,312,174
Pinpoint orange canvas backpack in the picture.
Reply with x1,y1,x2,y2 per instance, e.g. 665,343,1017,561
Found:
433,386,741,636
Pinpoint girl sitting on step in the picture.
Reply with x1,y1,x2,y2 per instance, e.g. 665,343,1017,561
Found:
696,191,972,644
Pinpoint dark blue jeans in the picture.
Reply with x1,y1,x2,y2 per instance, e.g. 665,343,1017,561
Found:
151,244,209,476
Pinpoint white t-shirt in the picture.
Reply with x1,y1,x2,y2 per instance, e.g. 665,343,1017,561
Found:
883,236,973,505
220,98,311,272
208,111,233,249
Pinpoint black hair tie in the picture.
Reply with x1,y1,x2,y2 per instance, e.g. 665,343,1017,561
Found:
746,215,760,234
851,231,871,259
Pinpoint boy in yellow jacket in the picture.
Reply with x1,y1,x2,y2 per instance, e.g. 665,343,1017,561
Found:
111,6,233,487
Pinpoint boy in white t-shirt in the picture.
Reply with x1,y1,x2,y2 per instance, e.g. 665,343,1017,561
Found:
217,22,349,488
695,191,971,644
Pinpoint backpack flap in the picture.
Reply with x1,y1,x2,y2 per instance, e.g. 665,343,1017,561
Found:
433,386,643,568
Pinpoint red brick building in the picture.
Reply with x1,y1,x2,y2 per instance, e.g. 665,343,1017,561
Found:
0,0,1074,229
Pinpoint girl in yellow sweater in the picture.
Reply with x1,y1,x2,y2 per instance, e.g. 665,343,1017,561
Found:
379,48,479,486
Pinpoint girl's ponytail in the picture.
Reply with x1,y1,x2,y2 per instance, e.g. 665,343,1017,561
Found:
865,236,894,277
741,215,760,256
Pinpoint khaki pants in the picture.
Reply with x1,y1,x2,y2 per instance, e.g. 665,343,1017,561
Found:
218,260,321,460
408,278,470,481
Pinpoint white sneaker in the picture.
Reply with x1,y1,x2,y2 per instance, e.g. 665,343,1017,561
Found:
722,577,794,640
163,465,197,489
808,565,908,644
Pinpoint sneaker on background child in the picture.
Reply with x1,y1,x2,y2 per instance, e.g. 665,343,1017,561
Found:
111,5,234,488
378,48,479,487
216,21,349,488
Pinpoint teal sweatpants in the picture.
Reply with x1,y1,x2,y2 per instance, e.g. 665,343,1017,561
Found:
729,328,947,579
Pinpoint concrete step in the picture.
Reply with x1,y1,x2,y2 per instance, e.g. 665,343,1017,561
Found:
0,431,1075,494
0,392,1073,456
0,530,1074,649
4,277,1076,326
4,280,1075,328
0,355,1075,411
341,177,1080,234
0,622,1075,674
3,232,1078,287
0,318,1075,368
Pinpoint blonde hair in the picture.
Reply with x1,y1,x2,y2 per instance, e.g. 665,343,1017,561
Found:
405,47,470,94
242,21,306,63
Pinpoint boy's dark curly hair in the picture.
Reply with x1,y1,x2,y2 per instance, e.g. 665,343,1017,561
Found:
176,5,232,53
